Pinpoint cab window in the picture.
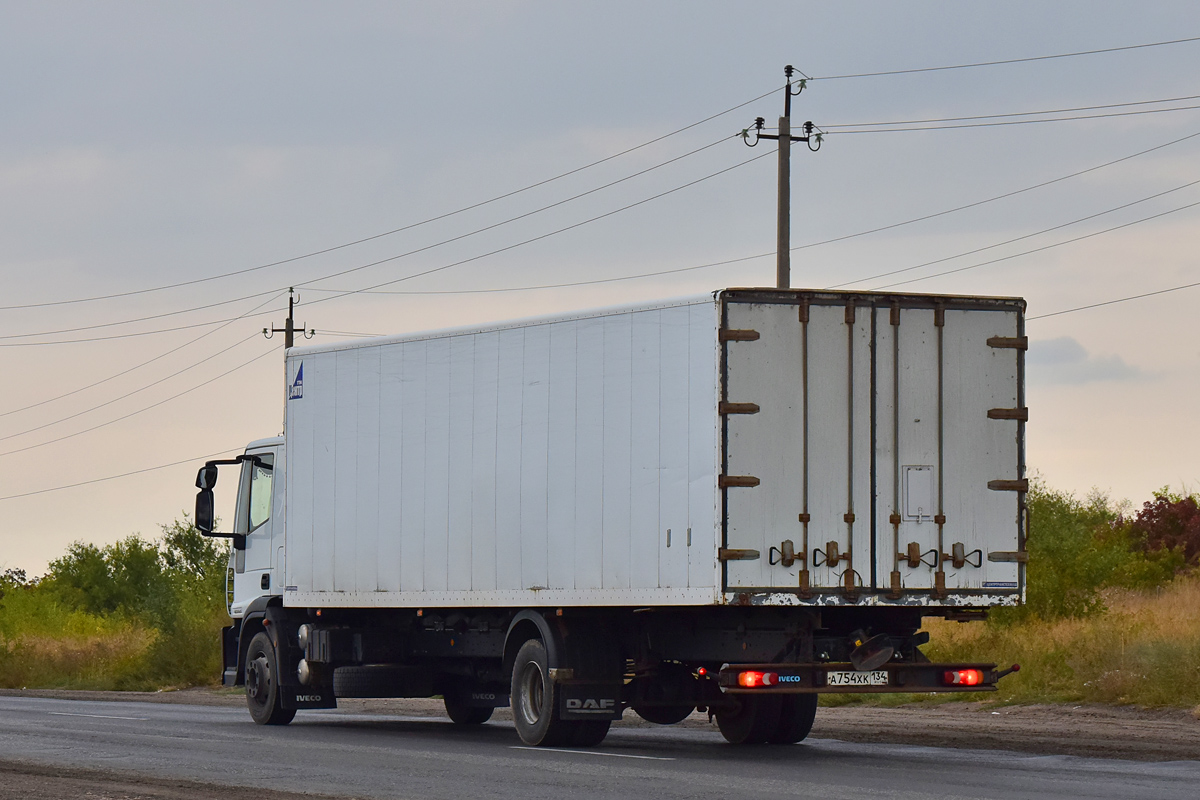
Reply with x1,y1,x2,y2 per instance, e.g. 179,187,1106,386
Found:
235,454,274,534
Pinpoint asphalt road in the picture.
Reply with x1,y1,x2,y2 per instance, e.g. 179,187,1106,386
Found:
0,695,1196,800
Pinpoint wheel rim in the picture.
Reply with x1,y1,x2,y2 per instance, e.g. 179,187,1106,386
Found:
518,660,545,726
246,655,270,707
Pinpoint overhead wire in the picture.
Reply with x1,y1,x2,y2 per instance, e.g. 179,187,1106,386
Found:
0,87,784,312
874,198,1200,290
0,446,245,502
0,148,773,347
296,149,776,305
830,176,1200,289
0,132,738,342
0,289,280,342
285,133,739,290
823,93,1200,129
812,35,1200,81
0,346,277,458
0,291,287,418
303,251,775,296
1029,279,1200,320
825,103,1200,134
0,305,288,347
303,130,1200,299
0,332,262,443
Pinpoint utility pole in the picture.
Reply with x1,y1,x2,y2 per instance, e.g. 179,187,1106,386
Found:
743,65,821,289
264,287,314,349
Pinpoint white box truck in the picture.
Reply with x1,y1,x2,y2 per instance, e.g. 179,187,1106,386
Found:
195,288,1025,746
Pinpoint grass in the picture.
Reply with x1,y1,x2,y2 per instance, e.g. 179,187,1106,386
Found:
823,575,1200,709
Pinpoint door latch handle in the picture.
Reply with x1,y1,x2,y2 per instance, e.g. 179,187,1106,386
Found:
813,541,849,568
942,542,983,569
769,539,804,567
900,541,939,568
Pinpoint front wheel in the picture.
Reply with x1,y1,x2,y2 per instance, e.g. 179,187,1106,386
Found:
510,639,579,746
245,632,296,726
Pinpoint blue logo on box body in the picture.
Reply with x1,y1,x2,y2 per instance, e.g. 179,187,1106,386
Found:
289,363,304,400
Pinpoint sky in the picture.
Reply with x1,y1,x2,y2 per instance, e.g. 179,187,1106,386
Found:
2,1,1199,575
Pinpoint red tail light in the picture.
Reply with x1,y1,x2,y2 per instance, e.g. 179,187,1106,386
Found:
944,669,984,686
737,670,779,688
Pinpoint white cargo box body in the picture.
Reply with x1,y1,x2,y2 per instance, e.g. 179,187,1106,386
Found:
282,289,1026,609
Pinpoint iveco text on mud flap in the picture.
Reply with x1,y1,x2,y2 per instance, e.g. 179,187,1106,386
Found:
193,288,1024,749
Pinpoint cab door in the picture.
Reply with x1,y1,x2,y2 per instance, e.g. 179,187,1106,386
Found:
231,449,279,610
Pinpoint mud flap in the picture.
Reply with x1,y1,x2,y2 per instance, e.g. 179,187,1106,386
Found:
280,687,337,710
558,683,623,720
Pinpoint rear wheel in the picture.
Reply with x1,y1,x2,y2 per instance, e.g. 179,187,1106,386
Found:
444,691,494,725
570,720,612,747
715,695,781,744
245,632,296,726
633,704,694,725
768,694,818,744
510,639,579,747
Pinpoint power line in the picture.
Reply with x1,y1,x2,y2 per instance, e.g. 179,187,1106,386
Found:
0,292,287,418
0,346,277,458
874,197,1200,290
0,446,244,502
813,35,1200,81
0,88,782,313
315,329,383,338
0,289,279,342
0,133,736,341
0,304,287,347
825,103,1200,134
304,129,1200,299
287,134,739,291
823,93,1200,129
831,177,1200,289
0,332,260,444
299,150,775,305
2,150,773,347
1029,279,1200,320
304,252,775,297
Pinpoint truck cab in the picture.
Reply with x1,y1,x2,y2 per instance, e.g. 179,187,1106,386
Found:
195,437,284,618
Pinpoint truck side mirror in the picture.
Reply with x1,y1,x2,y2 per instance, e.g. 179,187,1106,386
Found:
196,464,218,490
195,488,216,533
191,458,246,549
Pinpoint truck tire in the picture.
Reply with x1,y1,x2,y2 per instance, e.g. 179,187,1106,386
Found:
245,632,296,726
570,720,611,747
444,693,494,725
632,705,694,725
510,638,579,747
768,694,818,744
715,695,781,745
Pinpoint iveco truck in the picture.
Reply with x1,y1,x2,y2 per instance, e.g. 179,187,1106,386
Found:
195,288,1024,746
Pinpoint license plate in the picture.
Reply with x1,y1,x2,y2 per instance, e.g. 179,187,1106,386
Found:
826,670,889,687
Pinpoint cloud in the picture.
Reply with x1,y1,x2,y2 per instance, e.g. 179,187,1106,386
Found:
1027,337,1144,385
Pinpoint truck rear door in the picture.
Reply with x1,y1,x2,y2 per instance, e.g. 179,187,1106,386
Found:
719,290,1025,601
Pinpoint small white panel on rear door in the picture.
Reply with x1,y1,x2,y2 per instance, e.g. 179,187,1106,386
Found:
903,466,935,522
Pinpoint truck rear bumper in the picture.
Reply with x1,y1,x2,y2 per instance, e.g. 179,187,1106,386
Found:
717,662,1016,694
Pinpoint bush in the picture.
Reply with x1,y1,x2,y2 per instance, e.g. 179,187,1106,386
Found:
1128,492,1200,567
991,482,1185,624
0,516,230,690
